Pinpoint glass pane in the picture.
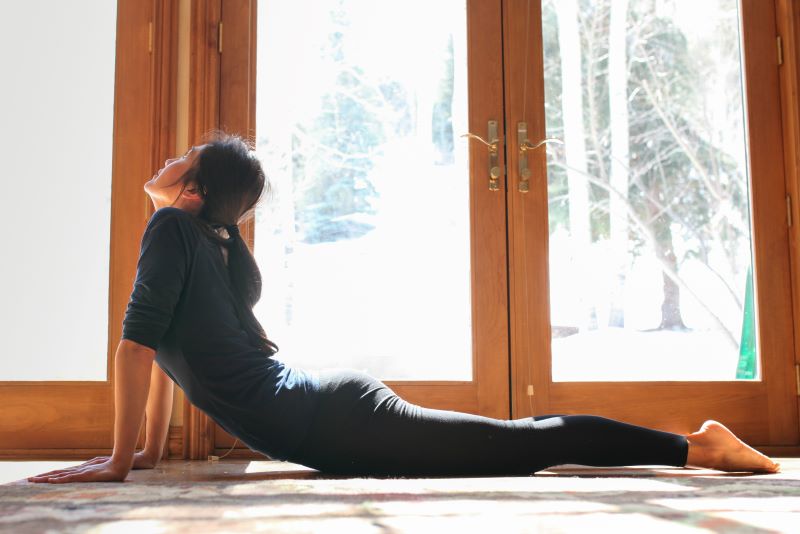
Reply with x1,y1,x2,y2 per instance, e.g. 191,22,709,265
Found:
0,1,116,380
542,0,756,381
253,0,471,379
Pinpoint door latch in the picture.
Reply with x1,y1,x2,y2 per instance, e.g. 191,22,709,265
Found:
517,122,562,193
462,121,502,191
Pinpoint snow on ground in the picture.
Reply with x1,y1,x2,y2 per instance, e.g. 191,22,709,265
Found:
552,327,750,382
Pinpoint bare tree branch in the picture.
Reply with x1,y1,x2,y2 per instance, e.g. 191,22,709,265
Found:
550,158,739,347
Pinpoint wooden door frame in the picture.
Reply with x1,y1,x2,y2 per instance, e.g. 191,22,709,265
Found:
507,0,800,454
183,0,222,461
776,0,800,454
187,0,513,459
0,0,178,459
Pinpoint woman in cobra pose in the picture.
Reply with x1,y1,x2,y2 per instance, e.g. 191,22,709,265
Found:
29,133,780,483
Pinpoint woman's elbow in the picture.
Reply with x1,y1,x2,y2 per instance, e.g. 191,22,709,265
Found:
118,338,157,358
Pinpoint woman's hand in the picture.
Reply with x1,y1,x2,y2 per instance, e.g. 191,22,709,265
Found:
131,450,159,469
27,450,159,483
27,456,131,484
26,341,160,484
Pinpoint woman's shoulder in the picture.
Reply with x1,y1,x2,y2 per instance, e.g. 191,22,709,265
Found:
150,206,196,224
144,207,204,245
147,207,199,231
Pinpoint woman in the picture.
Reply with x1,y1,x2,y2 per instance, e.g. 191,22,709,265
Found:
29,133,780,483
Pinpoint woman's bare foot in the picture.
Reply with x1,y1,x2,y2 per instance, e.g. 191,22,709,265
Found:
685,420,781,473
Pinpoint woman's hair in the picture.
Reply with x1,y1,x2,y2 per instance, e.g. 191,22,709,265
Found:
170,131,279,355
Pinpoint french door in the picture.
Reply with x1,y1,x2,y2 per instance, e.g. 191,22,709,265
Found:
210,0,798,457
217,0,511,422
509,0,798,447
0,0,175,457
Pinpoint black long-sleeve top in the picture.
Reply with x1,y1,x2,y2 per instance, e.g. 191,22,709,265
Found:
121,206,320,461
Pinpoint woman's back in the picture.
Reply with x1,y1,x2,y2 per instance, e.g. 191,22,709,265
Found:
122,206,320,461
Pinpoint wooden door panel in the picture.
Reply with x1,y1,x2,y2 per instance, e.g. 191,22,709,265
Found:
1,385,113,450
507,0,799,448
547,383,770,441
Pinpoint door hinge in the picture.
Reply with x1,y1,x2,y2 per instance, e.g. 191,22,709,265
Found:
218,22,223,54
787,195,793,227
778,35,784,66
148,21,153,53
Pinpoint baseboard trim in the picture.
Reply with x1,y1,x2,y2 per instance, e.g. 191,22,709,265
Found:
166,425,184,459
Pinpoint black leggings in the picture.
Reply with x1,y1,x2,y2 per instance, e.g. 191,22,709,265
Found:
285,369,689,477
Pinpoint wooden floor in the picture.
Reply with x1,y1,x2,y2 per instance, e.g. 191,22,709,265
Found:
1,458,799,532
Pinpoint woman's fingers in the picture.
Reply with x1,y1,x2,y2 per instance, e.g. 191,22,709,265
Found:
28,468,86,482
29,466,83,480
28,458,106,480
31,457,108,476
46,464,125,483
28,456,108,481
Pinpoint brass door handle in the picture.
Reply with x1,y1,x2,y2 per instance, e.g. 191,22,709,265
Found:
461,120,502,191
517,122,562,192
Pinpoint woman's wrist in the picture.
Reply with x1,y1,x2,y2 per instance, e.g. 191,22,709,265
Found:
109,453,135,474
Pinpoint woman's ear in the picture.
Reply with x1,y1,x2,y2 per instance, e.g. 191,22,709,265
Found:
182,182,204,202
179,182,205,215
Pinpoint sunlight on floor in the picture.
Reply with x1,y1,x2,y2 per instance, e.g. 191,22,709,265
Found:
0,461,84,485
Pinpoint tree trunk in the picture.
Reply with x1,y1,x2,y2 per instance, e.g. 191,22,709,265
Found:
556,0,594,331
659,247,688,330
608,0,630,328
652,214,688,331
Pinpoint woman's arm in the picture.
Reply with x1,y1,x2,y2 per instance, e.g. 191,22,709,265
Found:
138,361,175,466
30,210,190,484
111,339,156,470
28,339,154,483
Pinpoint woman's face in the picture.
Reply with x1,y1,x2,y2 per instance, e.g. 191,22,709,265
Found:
144,145,207,212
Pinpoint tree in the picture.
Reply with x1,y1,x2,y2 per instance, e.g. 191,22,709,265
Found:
556,0,594,331
607,0,630,328
543,0,748,345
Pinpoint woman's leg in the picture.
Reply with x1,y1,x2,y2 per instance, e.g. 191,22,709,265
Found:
286,369,693,477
